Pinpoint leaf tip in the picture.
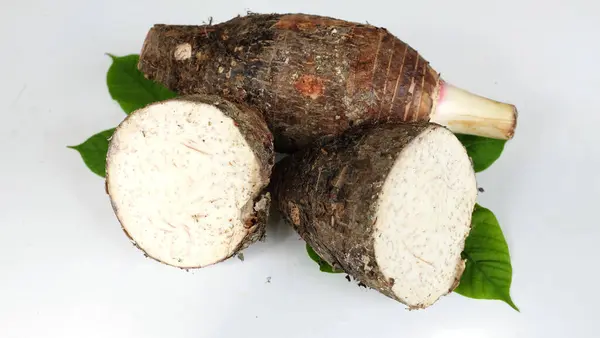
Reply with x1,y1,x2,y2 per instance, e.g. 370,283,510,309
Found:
105,53,118,60
505,297,520,312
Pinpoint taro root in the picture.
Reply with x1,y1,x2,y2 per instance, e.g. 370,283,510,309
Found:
139,13,517,152
106,94,274,268
272,123,477,308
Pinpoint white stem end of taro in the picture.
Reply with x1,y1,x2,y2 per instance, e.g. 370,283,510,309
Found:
430,81,517,140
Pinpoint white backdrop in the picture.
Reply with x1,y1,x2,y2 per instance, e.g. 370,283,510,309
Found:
1,1,598,337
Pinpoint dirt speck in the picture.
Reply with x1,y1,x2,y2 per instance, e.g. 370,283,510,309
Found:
173,43,192,61
237,253,245,261
196,52,209,62
289,202,301,225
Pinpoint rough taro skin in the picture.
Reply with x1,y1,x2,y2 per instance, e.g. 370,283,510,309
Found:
139,13,440,153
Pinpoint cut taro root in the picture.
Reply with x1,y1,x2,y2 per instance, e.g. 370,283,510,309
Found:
273,123,478,308
106,94,274,268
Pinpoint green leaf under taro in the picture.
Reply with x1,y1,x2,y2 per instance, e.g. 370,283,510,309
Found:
454,204,519,311
68,128,114,177
456,134,506,172
306,244,343,274
106,54,177,114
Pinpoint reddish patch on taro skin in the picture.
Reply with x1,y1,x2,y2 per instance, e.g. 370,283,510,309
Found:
294,75,325,100
437,80,446,105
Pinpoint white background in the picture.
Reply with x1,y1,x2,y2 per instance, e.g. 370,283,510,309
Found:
1,0,598,337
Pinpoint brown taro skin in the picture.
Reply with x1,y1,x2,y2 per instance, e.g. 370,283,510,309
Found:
139,13,440,153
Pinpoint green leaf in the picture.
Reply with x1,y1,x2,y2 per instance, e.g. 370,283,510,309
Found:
455,134,506,172
454,204,519,311
106,54,177,114
306,244,344,273
68,128,114,177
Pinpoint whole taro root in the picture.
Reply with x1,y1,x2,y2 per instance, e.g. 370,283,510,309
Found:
139,13,517,153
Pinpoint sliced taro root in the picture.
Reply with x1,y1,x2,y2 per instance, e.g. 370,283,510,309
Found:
106,94,274,268
273,123,478,308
